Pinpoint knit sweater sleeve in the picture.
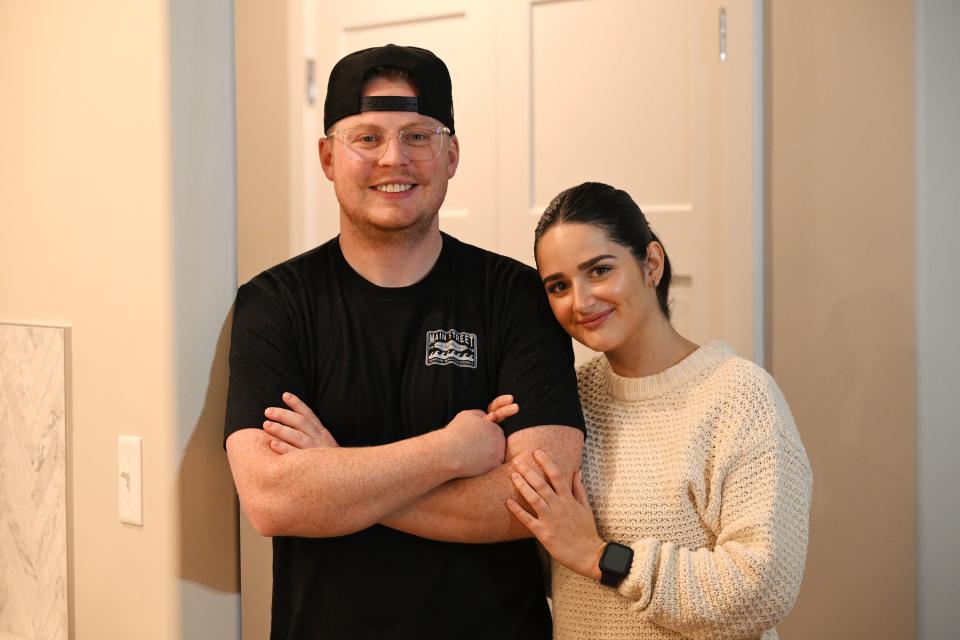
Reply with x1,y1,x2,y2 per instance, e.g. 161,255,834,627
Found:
617,369,812,639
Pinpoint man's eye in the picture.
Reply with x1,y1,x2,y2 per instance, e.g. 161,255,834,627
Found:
356,134,380,144
404,130,432,144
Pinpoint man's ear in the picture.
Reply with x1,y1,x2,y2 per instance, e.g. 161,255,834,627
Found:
446,134,460,179
319,136,335,181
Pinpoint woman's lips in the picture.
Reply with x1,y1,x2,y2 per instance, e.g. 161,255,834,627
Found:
579,309,613,330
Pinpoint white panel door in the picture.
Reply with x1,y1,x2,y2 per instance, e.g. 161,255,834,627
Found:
496,0,760,364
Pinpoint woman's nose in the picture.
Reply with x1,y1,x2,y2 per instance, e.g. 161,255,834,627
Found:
571,282,594,313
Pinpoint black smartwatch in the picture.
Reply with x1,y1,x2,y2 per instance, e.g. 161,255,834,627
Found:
598,542,633,587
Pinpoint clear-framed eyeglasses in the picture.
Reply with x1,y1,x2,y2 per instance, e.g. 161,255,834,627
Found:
326,125,451,162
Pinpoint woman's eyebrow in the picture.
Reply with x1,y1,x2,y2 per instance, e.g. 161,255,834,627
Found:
541,255,616,285
577,255,616,271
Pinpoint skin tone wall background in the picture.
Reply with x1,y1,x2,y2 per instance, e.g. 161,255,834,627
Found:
768,1,916,637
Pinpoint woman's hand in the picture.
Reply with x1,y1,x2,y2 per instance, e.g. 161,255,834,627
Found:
263,392,339,454
506,450,606,581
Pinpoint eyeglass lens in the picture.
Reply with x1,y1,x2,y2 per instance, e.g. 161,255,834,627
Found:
338,126,446,161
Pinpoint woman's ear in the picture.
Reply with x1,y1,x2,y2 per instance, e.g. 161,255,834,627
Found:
644,241,666,287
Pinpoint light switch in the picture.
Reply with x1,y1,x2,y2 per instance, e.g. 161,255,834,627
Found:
118,435,143,526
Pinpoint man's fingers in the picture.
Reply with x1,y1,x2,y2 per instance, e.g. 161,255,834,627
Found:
486,394,514,414
533,449,570,496
265,406,326,439
282,391,321,422
265,406,305,429
269,438,296,455
264,420,312,449
486,402,519,424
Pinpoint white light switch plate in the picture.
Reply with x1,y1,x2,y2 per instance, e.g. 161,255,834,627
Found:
118,435,143,525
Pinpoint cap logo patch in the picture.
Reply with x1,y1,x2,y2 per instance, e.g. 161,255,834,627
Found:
360,96,419,112
425,329,478,368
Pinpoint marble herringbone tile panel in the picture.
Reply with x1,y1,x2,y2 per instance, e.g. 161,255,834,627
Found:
0,324,68,640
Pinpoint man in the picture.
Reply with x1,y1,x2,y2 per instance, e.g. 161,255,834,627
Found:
225,44,585,639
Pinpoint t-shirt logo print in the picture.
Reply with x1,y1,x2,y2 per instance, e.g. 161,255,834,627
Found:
425,329,478,369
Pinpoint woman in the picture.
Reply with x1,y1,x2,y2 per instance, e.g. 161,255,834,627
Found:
506,182,812,639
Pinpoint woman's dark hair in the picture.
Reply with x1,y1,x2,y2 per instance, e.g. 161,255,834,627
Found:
534,182,673,318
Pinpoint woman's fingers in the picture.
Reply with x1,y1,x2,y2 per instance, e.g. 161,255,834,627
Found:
572,469,590,506
506,498,543,535
510,471,550,515
533,449,570,496
514,458,557,498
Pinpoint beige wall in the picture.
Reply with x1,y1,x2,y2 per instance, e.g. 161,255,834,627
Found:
233,3,296,637
768,1,916,638
0,2,239,638
236,0,295,284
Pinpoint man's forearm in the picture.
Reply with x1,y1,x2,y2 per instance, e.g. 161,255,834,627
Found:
381,460,532,542
228,427,463,538
381,426,584,543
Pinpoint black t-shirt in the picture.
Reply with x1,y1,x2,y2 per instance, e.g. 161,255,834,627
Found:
225,233,585,640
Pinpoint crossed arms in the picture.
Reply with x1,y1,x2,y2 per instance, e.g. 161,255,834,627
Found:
225,393,583,543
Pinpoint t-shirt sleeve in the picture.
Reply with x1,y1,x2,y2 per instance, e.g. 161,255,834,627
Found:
493,265,585,437
223,277,308,445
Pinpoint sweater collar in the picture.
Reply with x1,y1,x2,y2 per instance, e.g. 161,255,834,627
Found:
603,340,734,401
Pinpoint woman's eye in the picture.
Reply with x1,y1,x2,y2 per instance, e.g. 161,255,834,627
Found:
591,264,612,277
546,281,568,295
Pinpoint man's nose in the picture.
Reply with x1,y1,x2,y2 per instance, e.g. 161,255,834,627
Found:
377,134,409,167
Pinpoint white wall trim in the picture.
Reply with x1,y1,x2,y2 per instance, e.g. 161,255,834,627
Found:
915,2,960,638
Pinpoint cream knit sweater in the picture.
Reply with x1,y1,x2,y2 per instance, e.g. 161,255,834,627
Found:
551,341,812,640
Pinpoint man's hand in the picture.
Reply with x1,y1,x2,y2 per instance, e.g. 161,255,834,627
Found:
436,409,507,478
263,392,339,453
485,394,519,423
264,392,518,477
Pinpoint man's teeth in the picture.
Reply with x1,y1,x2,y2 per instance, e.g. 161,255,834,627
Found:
374,183,414,193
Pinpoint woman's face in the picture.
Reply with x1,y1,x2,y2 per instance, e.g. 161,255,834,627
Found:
536,222,655,355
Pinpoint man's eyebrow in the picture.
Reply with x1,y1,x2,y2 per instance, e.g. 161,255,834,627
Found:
352,117,437,129
541,255,617,285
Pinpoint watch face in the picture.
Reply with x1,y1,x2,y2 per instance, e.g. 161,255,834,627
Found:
602,543,632,574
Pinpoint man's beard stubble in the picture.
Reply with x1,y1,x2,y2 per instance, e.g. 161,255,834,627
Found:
336,183,447,250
